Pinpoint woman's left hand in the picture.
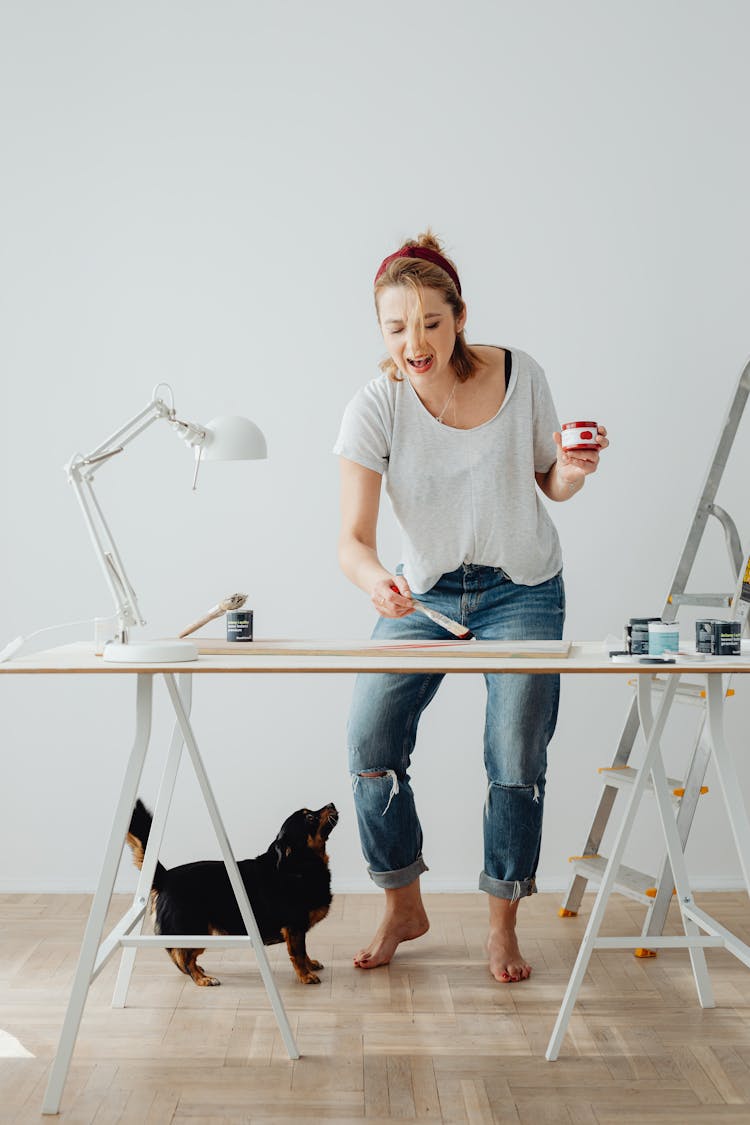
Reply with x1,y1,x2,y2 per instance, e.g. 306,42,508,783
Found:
552,424,609,488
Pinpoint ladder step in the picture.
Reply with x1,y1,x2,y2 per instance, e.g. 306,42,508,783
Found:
668,593,733,607
568,855,657,904
631,678,735,707
597,765,683,799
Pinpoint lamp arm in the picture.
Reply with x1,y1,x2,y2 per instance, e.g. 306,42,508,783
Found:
86,472,144,627
83,395,172,478
67,461,144,636
87,398,164,458
66,386,208,639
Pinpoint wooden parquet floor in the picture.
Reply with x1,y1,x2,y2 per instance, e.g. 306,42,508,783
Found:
2,892,750,1123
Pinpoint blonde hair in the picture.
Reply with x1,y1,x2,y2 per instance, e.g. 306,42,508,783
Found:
374,230,483,382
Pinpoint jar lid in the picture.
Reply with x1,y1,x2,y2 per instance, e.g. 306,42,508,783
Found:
629,617,661,625
562,421,597,429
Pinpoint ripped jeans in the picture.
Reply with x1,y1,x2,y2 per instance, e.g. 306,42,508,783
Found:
347,564,565,901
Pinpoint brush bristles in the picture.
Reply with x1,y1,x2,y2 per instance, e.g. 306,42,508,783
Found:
222,593,247,611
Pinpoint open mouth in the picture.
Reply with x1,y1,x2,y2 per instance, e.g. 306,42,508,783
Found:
320,804,339,834
407,356,434,373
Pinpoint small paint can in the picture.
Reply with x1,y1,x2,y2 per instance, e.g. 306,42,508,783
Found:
695,618,721,654
628,617,660,655
226,609,253,642
561,421,599,451
713,620,741,656
648,621,679,656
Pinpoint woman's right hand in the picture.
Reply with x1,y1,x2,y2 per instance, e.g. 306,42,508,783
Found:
371,575,415,618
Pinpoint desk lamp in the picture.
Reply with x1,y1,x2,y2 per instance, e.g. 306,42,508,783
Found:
66,382,266,663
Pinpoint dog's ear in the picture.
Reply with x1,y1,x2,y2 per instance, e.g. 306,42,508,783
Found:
273,809,311,867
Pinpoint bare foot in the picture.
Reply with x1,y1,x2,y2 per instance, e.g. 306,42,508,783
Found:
487,896,531,983
354,880,429,969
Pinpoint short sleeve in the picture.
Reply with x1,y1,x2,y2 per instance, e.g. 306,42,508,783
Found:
333,382,392,475
530,363,560,473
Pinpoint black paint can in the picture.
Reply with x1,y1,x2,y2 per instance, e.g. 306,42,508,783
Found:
713,620,741,656
227,609,253,642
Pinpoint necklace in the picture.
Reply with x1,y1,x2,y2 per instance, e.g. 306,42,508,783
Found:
435,377,458,424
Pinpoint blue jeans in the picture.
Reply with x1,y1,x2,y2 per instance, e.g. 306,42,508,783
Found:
347,564,565,900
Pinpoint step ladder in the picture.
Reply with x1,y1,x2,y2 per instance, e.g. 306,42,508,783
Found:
560,357,750,950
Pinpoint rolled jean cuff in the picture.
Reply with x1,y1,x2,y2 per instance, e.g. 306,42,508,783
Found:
479,873,537,901
368,855,428,890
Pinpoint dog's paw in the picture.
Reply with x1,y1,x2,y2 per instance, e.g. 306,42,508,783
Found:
307,959,323,971
299,971,321,984
195,975,221,987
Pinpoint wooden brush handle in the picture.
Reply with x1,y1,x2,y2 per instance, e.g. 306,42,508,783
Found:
179,607,222,638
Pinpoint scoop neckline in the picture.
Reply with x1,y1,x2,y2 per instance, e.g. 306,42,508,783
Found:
405,346,516,433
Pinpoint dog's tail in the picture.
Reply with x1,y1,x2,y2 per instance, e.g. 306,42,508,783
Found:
126,799,167,892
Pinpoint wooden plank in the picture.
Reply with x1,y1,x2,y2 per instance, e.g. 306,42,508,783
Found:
194,638,573,658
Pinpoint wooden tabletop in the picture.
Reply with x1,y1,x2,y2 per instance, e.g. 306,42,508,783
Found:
2,640,750,675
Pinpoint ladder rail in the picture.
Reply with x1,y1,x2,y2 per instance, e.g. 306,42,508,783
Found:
641,571,750,936
708,504,744,579
642,728,713,938
561,356,749,928
661,358,749,622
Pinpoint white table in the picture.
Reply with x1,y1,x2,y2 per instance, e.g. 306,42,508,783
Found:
3,640,750,1112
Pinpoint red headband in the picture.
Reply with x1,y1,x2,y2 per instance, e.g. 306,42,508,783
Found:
374,246,462,295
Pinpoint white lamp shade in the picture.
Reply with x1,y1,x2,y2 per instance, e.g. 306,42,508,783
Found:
200,416,267,461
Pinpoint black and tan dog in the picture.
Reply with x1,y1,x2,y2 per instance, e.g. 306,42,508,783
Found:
126,799,338,985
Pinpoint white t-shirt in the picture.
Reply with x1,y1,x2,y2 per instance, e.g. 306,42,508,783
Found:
333,348,562,594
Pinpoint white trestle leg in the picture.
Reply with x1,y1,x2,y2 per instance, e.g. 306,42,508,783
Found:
546,674,681,1060
43,676,154,1114
112,673,192,1008
163,674,300,1060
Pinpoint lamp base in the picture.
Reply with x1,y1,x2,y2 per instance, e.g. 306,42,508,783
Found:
102,639,199,663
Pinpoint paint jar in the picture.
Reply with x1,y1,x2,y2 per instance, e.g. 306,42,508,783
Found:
628,617,661,655
695,618,722,654
648,621,679,656
227,609,253,642
713,620,741,656
561,421,599,451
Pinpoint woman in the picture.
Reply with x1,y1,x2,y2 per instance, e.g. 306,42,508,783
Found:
334,231,608,982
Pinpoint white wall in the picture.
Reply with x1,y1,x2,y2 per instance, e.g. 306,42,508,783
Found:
2,0,749,896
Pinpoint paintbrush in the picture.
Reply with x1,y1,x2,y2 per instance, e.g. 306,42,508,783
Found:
412,600,474,639
179,592,247,638
389,583,473,639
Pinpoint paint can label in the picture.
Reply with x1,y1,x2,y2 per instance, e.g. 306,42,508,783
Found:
647,622,679,655
628,618,660,654
561,421,599,450
695,619,721,653
713,620,741,656
227,609,254,642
